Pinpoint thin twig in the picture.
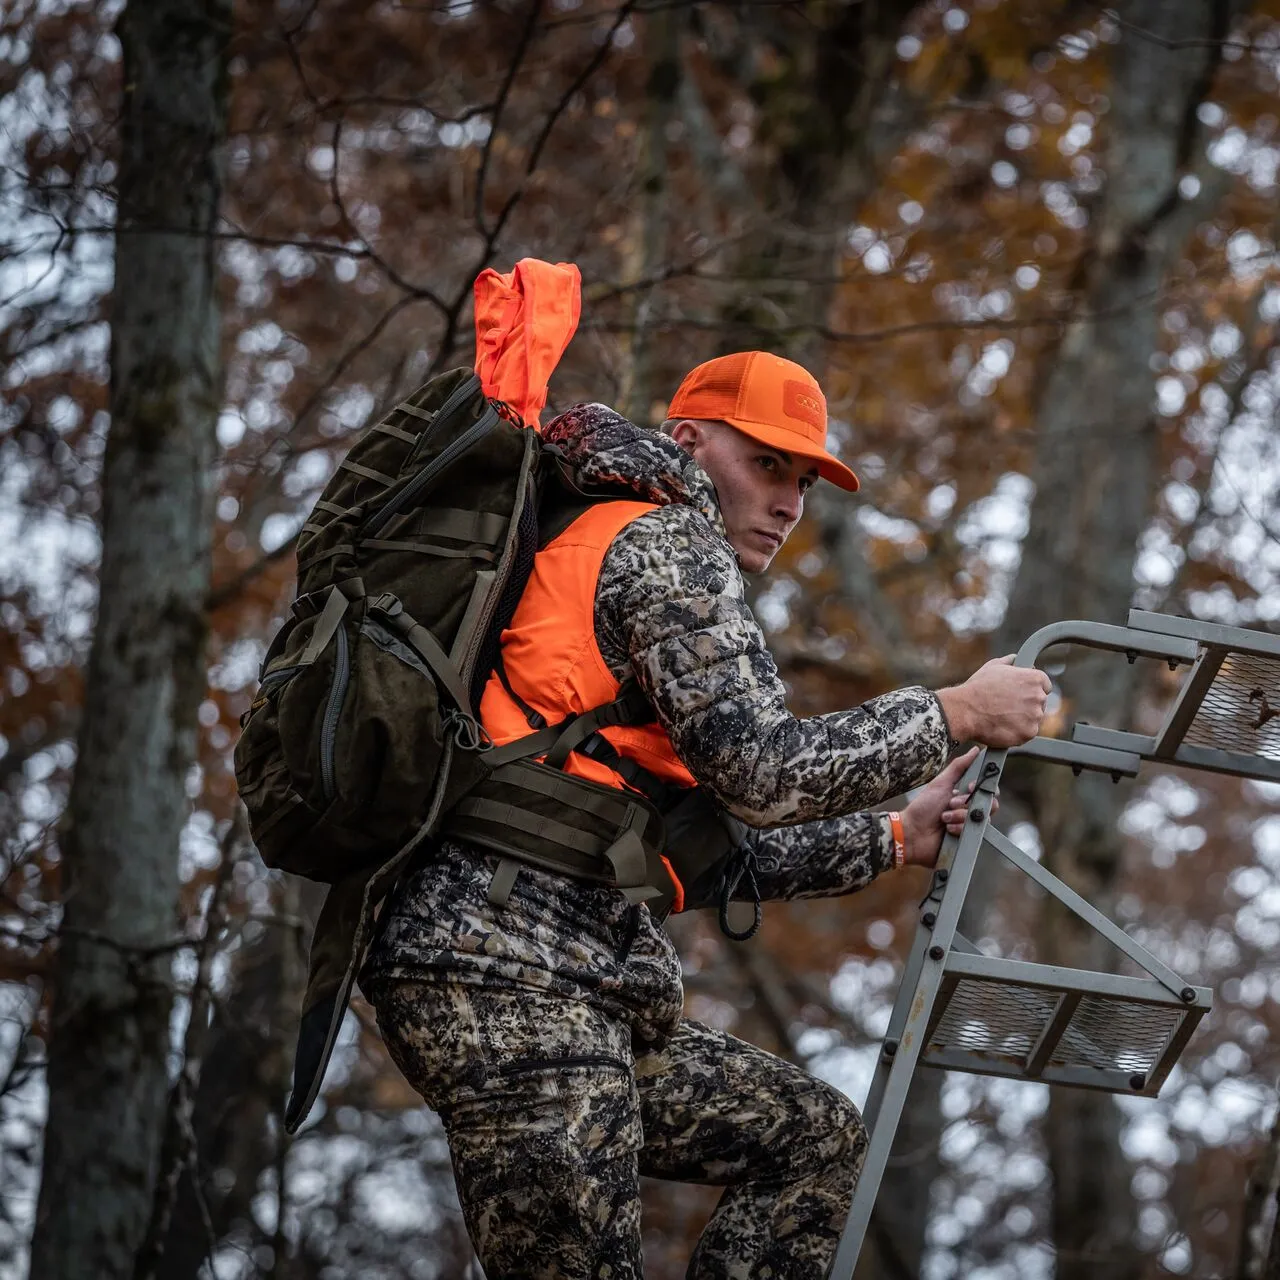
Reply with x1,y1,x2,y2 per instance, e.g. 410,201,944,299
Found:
1104,7,1276,54
587,286,1168,345
132,816,245,1280
428,0,640,374
474,0,545,237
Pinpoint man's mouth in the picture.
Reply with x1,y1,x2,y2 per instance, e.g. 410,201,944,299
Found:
755,529,783,549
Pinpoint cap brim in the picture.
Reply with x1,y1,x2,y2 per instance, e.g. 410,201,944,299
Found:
721,417,860,492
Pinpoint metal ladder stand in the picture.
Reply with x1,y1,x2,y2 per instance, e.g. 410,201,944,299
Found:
829,610,1280,1277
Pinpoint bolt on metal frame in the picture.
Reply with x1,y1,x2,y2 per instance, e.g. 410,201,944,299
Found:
828,610,1280,1278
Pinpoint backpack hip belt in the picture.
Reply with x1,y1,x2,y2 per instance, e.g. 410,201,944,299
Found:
440,685,757,931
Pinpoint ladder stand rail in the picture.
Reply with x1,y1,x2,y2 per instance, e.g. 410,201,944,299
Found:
827,751,993,1278
824,612,1265,1279
982,826,1193,1000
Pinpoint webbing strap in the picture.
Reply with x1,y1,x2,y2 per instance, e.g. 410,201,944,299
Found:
543,683,652,770
542,708,610,771
487,858,520,908
454,797,603,857
374,421,417,444
299,587,349,665
396,401,433,422
251,791,306,840
314,499,347,517
601,807,649,890
297,544,355,573
422,508,507,545
361,538,497,562
488,759,633,827
368,596,472,716
483,723,566,768
366,507,507,546
341,458,398,487
483,684,653,771
405,621,471,714
494,651,546,729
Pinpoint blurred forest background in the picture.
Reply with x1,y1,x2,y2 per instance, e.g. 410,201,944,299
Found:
4,0,1280,1277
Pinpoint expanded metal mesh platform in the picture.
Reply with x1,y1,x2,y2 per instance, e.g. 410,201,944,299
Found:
922,952,1206,1096
827,610,1248,1278
1065,611,1280,783
1181,651,1280,760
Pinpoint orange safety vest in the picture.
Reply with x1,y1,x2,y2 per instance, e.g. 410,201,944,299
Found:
478,500,697,908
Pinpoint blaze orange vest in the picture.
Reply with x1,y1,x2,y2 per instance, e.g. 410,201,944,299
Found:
478,501,697,906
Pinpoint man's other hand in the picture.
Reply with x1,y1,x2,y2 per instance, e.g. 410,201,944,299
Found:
900,747,999,869
937,656,1050,748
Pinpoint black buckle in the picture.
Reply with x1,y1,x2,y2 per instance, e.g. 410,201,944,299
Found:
368,592,403,617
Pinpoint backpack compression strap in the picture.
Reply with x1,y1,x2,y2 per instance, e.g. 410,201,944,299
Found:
442,681,759,934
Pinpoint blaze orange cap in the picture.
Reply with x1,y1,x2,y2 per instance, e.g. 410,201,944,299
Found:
666,351,859,492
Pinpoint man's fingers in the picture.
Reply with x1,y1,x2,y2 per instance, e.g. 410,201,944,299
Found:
945,745,979,779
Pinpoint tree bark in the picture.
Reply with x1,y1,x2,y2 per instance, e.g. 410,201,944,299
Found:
618,6,679,426
716,0,920,371
30,2,229,1277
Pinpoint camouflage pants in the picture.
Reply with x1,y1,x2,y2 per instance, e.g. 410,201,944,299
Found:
371,978,867,1279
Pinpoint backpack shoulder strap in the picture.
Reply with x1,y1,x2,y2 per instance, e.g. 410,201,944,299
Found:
537,447,649,548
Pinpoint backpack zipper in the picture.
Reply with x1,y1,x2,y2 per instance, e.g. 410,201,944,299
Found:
259,662,303,692
457,429,539,691
240,662,305,727
361,399,499,539
403,372,483,467
319,621,350,804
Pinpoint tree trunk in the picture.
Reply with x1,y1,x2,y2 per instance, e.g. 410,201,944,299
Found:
30,3,229,1277
716,0,919,371
618,6,679,426
992,3,1245,1275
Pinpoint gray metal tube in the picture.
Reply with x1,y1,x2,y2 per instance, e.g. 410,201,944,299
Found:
1013,619,1198,670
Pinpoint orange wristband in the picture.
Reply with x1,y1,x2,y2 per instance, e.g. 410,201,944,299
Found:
888,811,906,869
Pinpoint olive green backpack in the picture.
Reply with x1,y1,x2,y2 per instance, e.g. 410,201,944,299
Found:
237,368,760,1132
233,368,539,882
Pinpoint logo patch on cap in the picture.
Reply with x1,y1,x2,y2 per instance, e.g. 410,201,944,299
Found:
783,379,824,430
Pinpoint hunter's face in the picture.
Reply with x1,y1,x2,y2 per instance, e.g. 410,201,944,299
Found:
671,419,819,574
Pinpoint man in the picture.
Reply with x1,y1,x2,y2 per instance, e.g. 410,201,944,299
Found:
361,351,1048,1278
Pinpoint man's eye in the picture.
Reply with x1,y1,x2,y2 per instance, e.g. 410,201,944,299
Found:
757,456,777,472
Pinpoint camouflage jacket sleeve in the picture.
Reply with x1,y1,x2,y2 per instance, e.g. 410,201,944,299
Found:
594,503,952,827
748,812,896,901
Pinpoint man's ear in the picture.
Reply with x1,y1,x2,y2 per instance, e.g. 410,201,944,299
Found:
669,418,701,453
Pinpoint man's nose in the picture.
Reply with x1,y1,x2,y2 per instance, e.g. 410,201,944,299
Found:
774,482,803,524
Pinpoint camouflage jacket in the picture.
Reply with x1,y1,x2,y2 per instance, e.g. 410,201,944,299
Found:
362,404,951,1017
